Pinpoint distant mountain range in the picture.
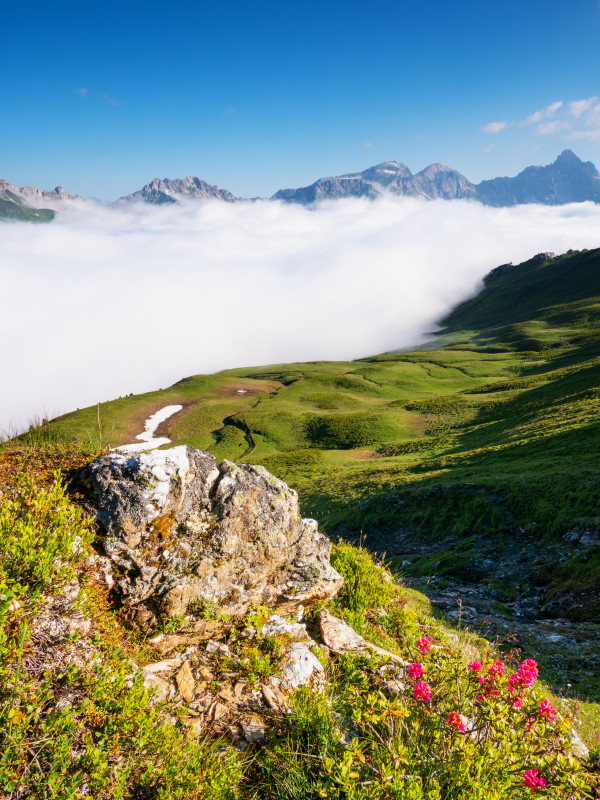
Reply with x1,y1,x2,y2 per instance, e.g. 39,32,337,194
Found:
271,150,600,205
3,150,600,220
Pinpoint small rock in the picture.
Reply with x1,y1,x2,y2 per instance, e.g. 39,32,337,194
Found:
184,717,204,738
213,702,229,721
281,642,325,691
218,684,236,704
261,614,310,641
234,681,247,698
176,661,195,702
206,640,234,658
242,715,266,742
382,678,405,697
261,682,288,711
318,609,406,665
143,673,170,704
143,658,183,674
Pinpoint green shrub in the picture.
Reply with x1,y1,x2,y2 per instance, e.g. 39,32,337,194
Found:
304,414,385,449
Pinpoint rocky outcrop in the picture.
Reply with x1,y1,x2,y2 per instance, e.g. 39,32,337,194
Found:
78,447,343,629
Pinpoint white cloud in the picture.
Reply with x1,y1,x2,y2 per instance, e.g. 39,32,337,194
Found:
480,121,509,133
535,120,572,136
568,97,598,118
524,101,563,125
2,196,600,434
570,129,600,143
490,97,600,143
483,142,495,154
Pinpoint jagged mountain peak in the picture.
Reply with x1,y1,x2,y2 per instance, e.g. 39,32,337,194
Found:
120,176,236,204
554,149,582,165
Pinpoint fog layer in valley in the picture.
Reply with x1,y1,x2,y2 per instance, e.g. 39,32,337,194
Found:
2,196,600,434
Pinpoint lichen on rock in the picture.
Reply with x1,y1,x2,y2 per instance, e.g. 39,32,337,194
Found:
77,446,343,629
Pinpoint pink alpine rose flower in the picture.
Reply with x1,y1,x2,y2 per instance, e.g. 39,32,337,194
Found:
408,662,424,680
416,637,431,654
512,694,524,710
413,680,432,702
520,659,538,678
468,660,483,672
8,599,21,612
539,699,556,721
488,659,505,679
446,712,465,732
523,768,546,792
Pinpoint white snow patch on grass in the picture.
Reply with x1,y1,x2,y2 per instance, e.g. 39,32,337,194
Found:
116,405,183,453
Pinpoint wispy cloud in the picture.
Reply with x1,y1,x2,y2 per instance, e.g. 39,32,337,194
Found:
101,93,122,107
482,97,600,144
361,141,373,149
480,121,509,134
523,101,563,125
568,97,598,118
75,87,89,98
535,120,572,136
3,197,600,434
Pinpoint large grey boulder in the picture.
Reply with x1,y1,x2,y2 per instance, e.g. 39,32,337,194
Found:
78,446,342,628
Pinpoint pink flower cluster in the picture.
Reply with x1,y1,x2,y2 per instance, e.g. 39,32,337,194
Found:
408,662,424,680
523,768,547,792
446,711,465,732
413,680,432,702
508,659,539,691
488,659,505,679
8,599,21,613
538,699,556,721
416,637,431,654
468,660,483,672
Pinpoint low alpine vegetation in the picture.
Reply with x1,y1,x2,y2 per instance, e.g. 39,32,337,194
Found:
0,443,597,798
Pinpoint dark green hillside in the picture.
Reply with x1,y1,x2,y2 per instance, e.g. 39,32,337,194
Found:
440,249,600,348
33,248,600,627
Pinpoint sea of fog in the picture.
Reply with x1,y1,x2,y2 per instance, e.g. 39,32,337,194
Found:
2,195,600,434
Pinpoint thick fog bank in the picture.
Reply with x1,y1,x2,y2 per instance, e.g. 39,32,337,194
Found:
2,196,600,433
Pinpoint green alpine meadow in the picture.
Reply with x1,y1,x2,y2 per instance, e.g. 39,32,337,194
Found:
1,246,598,799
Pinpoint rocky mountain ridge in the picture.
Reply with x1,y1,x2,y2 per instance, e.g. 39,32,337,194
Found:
476,149,600,206
121,176,236,204
272,161,476,203
0,179,55,222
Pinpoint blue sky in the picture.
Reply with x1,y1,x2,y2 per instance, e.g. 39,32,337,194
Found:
4,0,600,199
